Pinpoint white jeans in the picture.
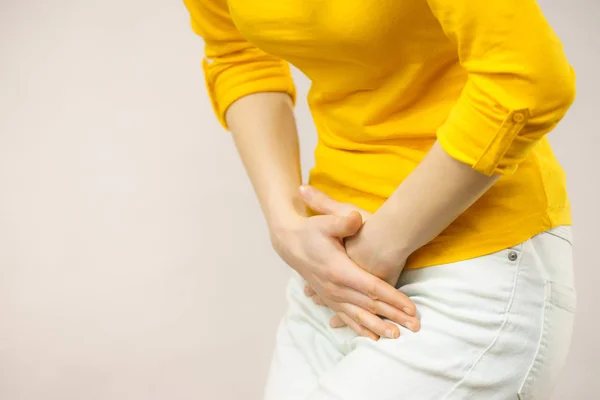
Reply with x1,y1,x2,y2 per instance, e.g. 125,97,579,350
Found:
264,227,576,400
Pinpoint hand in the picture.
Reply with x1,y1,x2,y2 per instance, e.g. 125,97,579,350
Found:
270,209,416,340
298,185,419,334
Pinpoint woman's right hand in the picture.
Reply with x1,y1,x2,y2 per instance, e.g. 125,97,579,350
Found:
270,212,417,340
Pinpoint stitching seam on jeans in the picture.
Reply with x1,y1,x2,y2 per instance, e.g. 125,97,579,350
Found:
440,253,524,399
543,230,573,246
517,281,550,399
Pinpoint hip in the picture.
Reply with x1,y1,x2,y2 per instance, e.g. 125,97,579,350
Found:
277,227,576,399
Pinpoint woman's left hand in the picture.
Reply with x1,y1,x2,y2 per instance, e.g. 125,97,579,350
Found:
299,185,416,331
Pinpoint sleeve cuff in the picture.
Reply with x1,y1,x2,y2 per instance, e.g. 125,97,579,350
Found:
436,98,538,176
203,58,296,130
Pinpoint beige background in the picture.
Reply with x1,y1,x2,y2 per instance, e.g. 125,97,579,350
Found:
0,0,598,399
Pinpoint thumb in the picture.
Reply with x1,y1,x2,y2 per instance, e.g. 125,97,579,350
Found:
300,185,352,216
319,211,363,238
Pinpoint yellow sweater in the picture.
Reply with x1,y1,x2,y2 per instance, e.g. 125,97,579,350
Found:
184,0,576,269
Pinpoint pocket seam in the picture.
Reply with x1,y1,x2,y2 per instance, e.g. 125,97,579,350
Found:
517,282,548,400
441,248,524,399
543,227,573,246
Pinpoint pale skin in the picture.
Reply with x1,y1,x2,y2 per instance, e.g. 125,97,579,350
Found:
226,91,499,340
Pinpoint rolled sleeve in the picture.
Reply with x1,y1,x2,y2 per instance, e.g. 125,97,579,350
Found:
183,0,296,130
427,0,576,175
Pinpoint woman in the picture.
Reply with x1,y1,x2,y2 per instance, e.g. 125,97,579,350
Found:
183,0,577,398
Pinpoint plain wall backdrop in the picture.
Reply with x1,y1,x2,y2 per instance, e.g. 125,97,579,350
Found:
0,1,598,399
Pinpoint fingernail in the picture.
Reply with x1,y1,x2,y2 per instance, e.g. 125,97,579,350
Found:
385,329,398,339
299,185,310,197
403,307,414,316
406,320,420,332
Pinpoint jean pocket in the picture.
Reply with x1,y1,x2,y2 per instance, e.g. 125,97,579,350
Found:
517,281,576,400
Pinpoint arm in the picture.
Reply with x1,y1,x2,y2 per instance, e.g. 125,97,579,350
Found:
347,0,575,277
350,142,498,275
229,95,419,340
226,93,307,235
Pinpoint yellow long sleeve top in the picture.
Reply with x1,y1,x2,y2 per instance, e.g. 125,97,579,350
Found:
183,0,576,269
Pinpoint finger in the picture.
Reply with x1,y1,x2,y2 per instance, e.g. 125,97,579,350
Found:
299,185,370,220
342,303,400,339
304,285,316,297
329,313,347,328
340,288,420,332
336,312,379,341
311,294,326,306
318,212,363,238
337,262,417,317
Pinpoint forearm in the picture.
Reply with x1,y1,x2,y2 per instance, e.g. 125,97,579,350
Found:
225,92,305,233
364,141,499,262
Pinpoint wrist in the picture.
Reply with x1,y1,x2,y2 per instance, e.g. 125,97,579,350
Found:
267,211,305,242
264,191,307,232
267,213,307,263
359,213,413,266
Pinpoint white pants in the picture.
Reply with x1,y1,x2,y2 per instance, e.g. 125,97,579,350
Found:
264,227,576,400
